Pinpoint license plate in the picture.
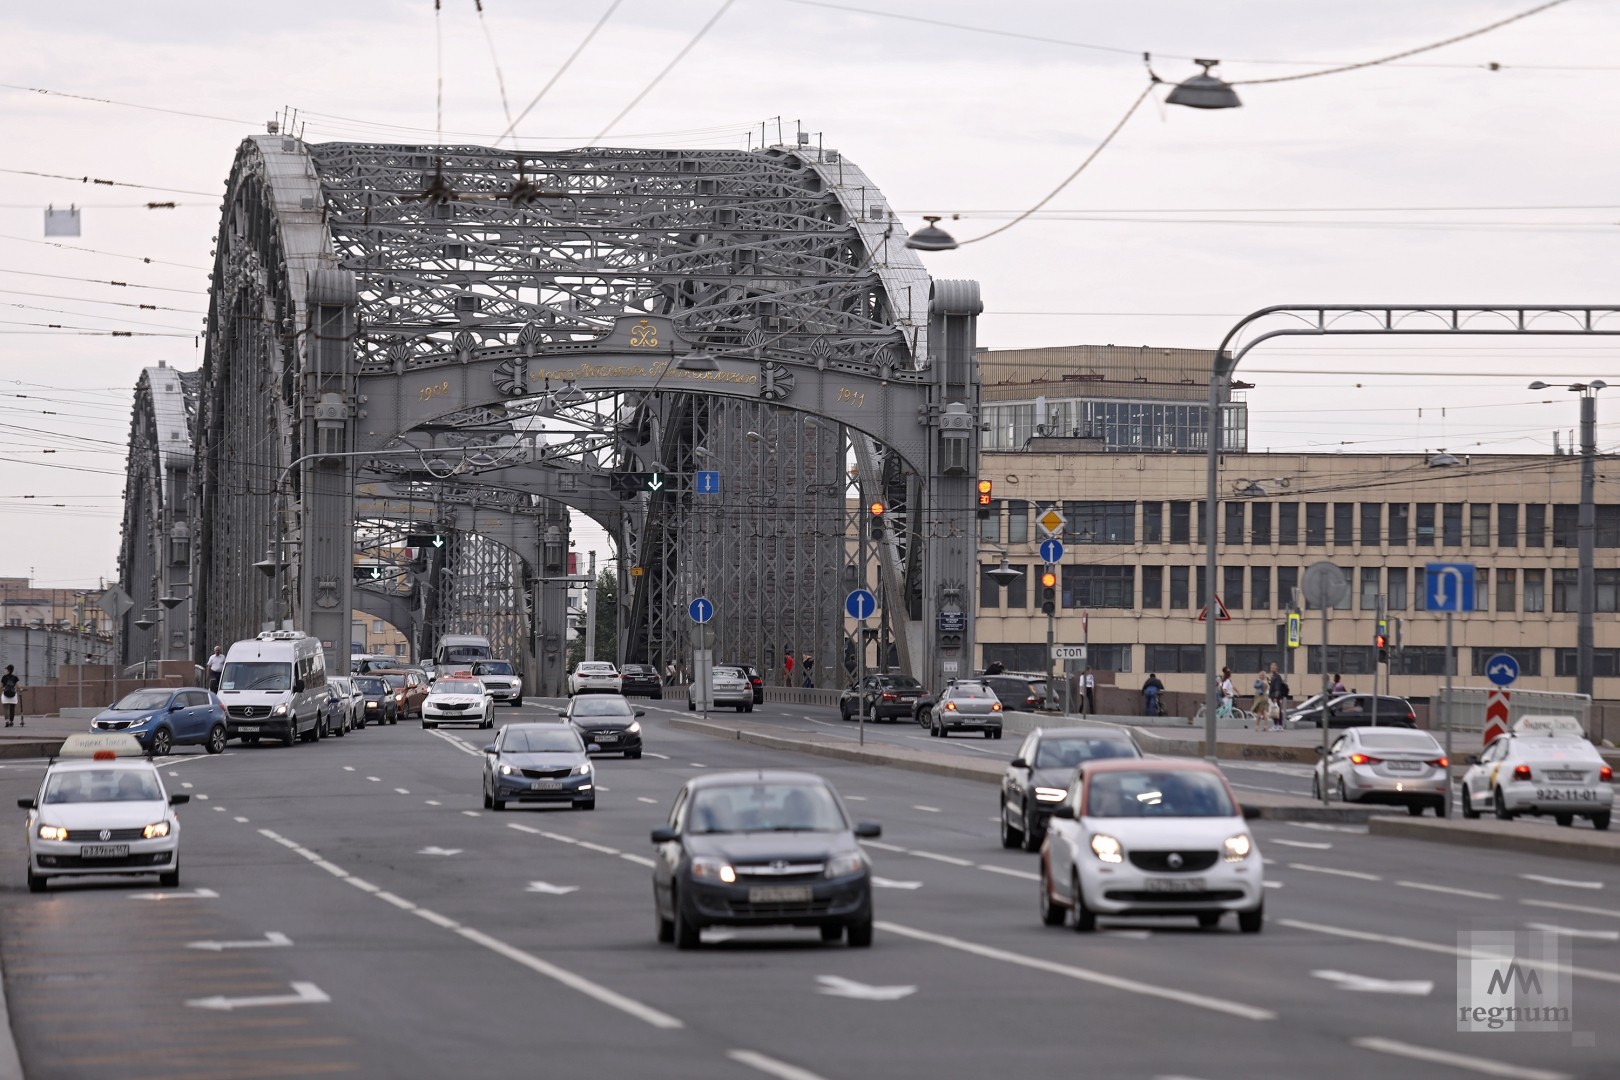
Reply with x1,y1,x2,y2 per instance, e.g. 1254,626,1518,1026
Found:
749,886,813,903
1534,788,1597,802
1545,770,1584,782
595,734,619,743
1145,877,1207,893
237,725,259,733
1385,761,1422,772
530,781,561,791
80,844,129,859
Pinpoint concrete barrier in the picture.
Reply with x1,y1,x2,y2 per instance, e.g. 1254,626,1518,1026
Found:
1369,814,1620,867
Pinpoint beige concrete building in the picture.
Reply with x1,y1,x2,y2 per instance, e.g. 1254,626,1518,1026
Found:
972,346,1616,701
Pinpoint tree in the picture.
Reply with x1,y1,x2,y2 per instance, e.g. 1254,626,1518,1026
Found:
565,569,619,669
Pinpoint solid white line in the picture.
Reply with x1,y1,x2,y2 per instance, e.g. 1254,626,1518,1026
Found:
1520,873,1603,890
375,891,415,911
911,805,942,813
506,823,541,834
1396,881,1501,901
1526,922,1620,941
1522,898,1620,920
726,1049,831,1080
644,752,670,760
413,908,459,930
1280,919,1620,986
911,851,973,867
578,841,620,855
1288,863,1380,881
620,853,656,868
456,926,684,1029
1269,838,1332,850
877,921,1274,1021
1351,1037,1570,1080
979,864,1041,882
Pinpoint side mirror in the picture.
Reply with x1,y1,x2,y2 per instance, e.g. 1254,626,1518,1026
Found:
169,703,184,712
587,744,602,754
1313,746,1324,756
634,710,646,718
1467,754,1480,765
1241,806,1262,821
1049,804,1075,820
169,793,191,806
1009,757,1029,770
853,821,882,839
650,826,678,844
16,798,35,809
481,744,497,755
293,680,305,694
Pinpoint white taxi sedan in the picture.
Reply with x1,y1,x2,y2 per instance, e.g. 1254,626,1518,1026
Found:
1460,730,1613,829
421,676,495,729
1040,759,1264,933
19,733,190,892
569,661,622,696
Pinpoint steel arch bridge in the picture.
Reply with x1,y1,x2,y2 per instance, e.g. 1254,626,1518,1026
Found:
128,134,981,694
118,365,197,668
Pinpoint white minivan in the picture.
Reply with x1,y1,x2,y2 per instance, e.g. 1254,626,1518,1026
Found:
434,634,492,680
218,631,328,747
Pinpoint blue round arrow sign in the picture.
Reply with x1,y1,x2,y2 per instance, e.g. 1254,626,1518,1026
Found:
1484,652,1519,687
845,589,877,621
688,597,714,624
1039,538,1064,564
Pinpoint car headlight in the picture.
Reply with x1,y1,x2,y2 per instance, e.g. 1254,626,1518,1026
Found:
272,704,288,716
690,857,737,884
825,851,865,878
574,762,592,776
1223,833,1253,862
1034,787,1068,803
37,824,68,841
499,764,515,776
1089,833,1123,864
143,821,171,840
366,701,378,709
627,721,641,734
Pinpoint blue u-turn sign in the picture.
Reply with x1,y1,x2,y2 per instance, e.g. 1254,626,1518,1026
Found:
1425,562,1475,613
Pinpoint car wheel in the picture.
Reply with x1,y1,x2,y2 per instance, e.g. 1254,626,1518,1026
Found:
1592,811,1611,831
1070,873,1096,933
656,904,674,944
627,750,642,760
673,891,702,950
1555,813,1574,827
1337,778,1350,804
284,724,298,748
820,923,844,944
687,700,695,712
983,729,994,739
26,867,45,893
994,728,1003,740
1460,787,1478,818
491,793,505,811
1494,787,1513,820
158,862,180,888
1238,903,1264,934
482,786,493,810
1021,807,1043,853
150,727,173,756
423,720,436,730
483,710,493,729
512,698,523,708
1038,863,1066,927
846,919,874,948
333,717,346,737
999,803,1021,849
205,724,227,755
575,799,596,811
1435,799,1450,819
1407,804,1425,817
1197,912,1222,930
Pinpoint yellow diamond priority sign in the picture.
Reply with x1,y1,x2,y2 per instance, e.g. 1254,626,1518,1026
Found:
1037,506,1066,537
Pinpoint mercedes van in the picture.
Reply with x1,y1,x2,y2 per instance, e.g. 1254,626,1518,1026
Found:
434,634,492,679
218,631,328,747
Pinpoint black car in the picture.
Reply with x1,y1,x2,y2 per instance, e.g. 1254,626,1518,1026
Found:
1001,727,1140,852
983,673,1053,712
353,676,399,725
561,694,644,758
839,674,924,722
1286,693,1417,730
621,664,663,698
651,770,879,949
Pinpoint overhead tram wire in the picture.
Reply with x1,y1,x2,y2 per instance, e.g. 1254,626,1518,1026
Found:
473,0,516,135
496,0,626,146
0,288,204,314
0,267,197,293
0,233,207,271
591,0,738,143
0,168,215,198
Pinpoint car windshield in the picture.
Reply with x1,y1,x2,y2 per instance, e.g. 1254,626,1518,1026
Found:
949,687,996,700
380,674,406,689
442,645,491,662
355,677,387,695
713,667,745,678
432,680,484,696
111,690,172,711
219,661,291,692
880,676,922,690
502,728,585,753
472,661,513,676
1034,736,1138,769
578,664,615,674
1358,731,1439,751
1085,769,1236,818
571,697,633,717
44,768,162,804
687,782,846,834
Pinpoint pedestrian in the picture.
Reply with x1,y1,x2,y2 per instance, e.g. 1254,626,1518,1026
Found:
783,651,795,685
1082,666,1096,715
984,659,1005,676
1,665,19,727
1218,667,1236,719
802,654,815,689
1268,664,1290,732
1142,673,1164,717
1251,670,1269,723
207,645,226,693
663,660,676,686
1330,673,1347,694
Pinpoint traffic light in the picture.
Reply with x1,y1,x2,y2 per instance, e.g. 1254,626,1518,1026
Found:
353,564,383,584
1040,568,1057,615
976,479,993,519
1375,617,1389,664
869,500,886,539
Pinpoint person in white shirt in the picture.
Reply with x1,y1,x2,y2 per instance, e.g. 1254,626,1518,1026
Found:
1081,666,1096,715
206,646,226,692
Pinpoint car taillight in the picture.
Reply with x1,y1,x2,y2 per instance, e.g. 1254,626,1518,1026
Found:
945,702,957,711
1349,753,1382,765
992,703,1003,712
1513,764,1532,781
1601,765,1612,782
881,692,898,702
1407,712,1417,723
1426,757,1449,768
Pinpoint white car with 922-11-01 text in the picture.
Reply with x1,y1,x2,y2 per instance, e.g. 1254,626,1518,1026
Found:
1459,715,1613,828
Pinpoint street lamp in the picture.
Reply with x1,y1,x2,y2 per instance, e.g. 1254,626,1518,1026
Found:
1529,379,1607,698
1164,60,1242,110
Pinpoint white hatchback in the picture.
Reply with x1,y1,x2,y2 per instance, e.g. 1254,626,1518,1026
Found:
1460,733,1613,829
569,661,622,696
1040,759,1264,933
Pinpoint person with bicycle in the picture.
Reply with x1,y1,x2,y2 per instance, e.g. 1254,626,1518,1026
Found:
1142,673,1164,717
1217,667,1236,720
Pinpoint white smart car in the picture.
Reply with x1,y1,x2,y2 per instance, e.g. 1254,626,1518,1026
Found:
1039,759,1264,933
19,733,190,892
421,676,495,729
1460,717,1612,829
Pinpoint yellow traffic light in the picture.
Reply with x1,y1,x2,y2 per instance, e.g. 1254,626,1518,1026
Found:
1040,571,1057,589
869,501,886,517
976,479,993,506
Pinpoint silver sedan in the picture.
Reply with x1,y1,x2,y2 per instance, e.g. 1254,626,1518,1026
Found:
929,682,1004,739
1313,727,1449,816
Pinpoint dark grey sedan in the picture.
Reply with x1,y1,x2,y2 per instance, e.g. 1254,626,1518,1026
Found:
1001,727,1141,852
482,724,596,811
651,770,879,949
561,695,644,758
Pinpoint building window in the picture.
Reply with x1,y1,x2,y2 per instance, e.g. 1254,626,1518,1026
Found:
1142,565,1163,609
1601,506,1620,548
1415,503,1436,546
1525,504,1546,547
1223,567,1245,610
1387,568,1408,611
1169,502,1191,544
1228,645,1285,674
1496,569,1515,613
1332,566,1353,610
1088,643,1132,673
1169,565,1189,609
1307,645,1377,676
1007,501,1030,545
1360,567,1379,611
1472,647,1541,678
372,619,384,633
1196,501,1208,545
1143,502,1163,544
1388,503,1409,546
1277,566,1299,610
983,644,1048,672
1524,569,1545,613
1394,646,1454,676
1145,644,1206,674
1305,503,1326,545
395,643,408,657
1065,501,1134,544
1603,569,1620,613
1225,503,1245,546
1553,569,1577,612
1547,505,1619,547
1063,565,1135,609
1414,566,1427,611
1553,504,1578,548
1475,571,1489,611
980,501,1001,544
1333,503,1354,547
979,565,1003,609
1442,503,1462,547
1251,503,1272,546
1360,503,1381,547
1251,565,1271,610
1279,503,1299,545
1469,504,1490,546
1498,504,1519,548
1555,648,1620,678
1007,565,1028,609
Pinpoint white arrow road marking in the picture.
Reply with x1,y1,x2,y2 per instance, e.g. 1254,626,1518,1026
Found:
186,981,329,1011
1526,922,1620,941
418,846,462,856
526,881,579,895
815,974,918,1001
871,876,923,890
1312,970,1434,995
1270,838,1332,850
129,888,218,900
1520,874,1603,890
187,931,292,951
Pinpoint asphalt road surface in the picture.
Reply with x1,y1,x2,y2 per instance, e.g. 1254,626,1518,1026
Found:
1,698,1614,1079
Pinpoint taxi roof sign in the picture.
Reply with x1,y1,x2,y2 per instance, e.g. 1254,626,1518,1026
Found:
1511,715,1585,738
58,733,145,759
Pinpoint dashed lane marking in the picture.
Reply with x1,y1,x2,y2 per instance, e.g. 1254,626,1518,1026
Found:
233,816,248,823
1523,898,1620,920
395,788,410,794
978,864,1040,882
727,1049,832,1080
911,805,942,813
637,796,658,804
1397,881,1500,901
461,810,481,817
1268,839,1332,850
1288,863,1380,882
1280,919,1620,986
1351,1037,1569,1080
1520,873,1603,890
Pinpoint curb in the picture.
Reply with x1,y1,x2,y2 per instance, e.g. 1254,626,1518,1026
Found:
1368,815,1620,867
0,741,59,761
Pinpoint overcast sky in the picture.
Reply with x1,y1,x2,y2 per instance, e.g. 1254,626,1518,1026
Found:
3,0,1618,587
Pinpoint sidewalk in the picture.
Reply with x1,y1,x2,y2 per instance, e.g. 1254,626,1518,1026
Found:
0,712,79,760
